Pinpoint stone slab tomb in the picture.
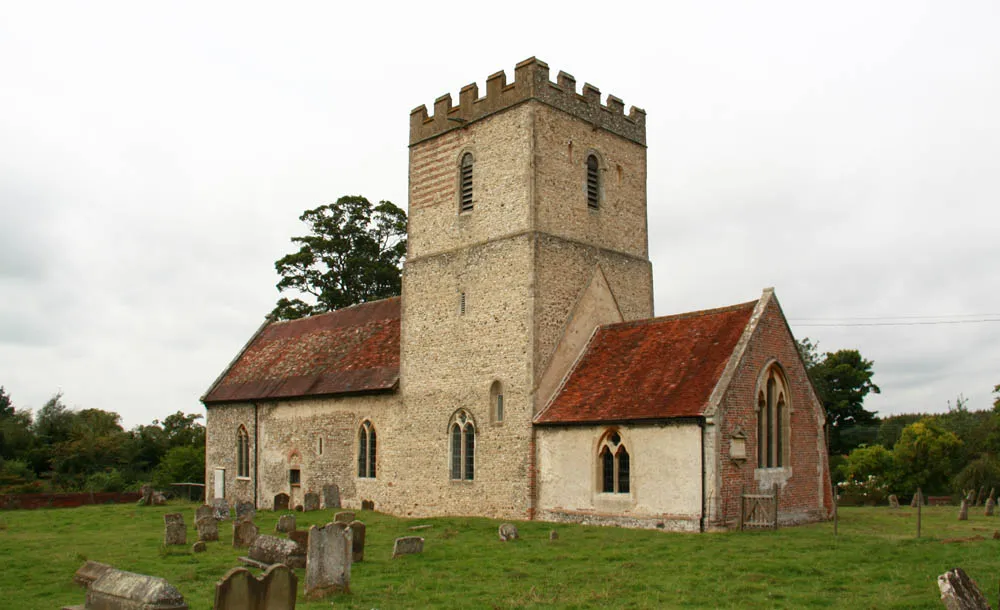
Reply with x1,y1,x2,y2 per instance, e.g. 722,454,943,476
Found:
164,513,186,546
213,498,231,521
349,521,365,562
392,536,424,558
248,535,306,569
303,492,320,512
73,560,112,589
214,564,297,610
233,520,259,548
276,514,296,534
273,493,290,512
305,522,352,599
334,511,355,523
63,567,189,610
236,501,256,522
322,484,340,510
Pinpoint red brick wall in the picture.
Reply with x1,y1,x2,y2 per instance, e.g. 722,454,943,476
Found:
714,298,833,527
0,491,142,510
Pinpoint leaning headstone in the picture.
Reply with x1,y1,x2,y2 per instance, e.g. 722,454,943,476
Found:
85,568,188,610
498,523,519,541
276,514,296,534
73,560,112,589
195,504,213,523
233,520,259,549
192,541,206,553
322,484,341,510
273,493,290,512
938,567,991,610
910,493,918,508
392,536,424,558
164,513,186,546
334,511,355,523
305,522,352,599
196,516,219,542
986,497,996,517
349,521,366,563
248,535,303,568
303,492,320,512
151,491,167,505
959,499,969,521
236,501,256,522
213,498,231,521
214,564,297,610
549,530,559,541
139,484,155,506
888,495,900,509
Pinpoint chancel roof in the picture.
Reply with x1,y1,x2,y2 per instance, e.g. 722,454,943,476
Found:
534,300,757,425
202,297,400,404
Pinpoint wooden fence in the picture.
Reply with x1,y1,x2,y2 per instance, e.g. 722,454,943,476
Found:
739,483,780,530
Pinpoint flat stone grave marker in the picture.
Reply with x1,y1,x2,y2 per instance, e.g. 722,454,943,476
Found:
236,501,256,522
392,536,424,558
334,511,355,523
303,492,320,512
233,520,259,549
73,560,112,589
84,567,188,610
322,484,341,509
197,516,219,542
192,541,206,553
273,493,290,512
213,498,231,521
214,564,296,610
247,535,305,569
276,514,296,534
164,513,186,546
305,522,352,599
349,521,365,562
498,523,519,541
938,567,990,610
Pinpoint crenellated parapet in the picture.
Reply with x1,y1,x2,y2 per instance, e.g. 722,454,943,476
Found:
409,57,646,146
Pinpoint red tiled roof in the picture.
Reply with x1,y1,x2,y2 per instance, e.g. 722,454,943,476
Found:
203,297,400,404
535,300,757,425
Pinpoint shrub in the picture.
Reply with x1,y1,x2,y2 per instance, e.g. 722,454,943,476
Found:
84,469,126,493
951,454,1000,498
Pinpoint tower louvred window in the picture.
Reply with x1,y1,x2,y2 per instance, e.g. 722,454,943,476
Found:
586,154,600,209
460,153,474,212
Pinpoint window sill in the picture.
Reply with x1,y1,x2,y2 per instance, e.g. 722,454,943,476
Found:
449,479,475,484
236,476,251,481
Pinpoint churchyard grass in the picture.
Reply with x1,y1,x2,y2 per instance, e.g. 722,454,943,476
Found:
1,502,998,609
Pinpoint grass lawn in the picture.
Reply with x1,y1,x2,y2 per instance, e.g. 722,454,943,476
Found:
0,502,997,609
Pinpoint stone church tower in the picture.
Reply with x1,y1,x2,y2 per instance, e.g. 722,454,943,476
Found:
399,58,653,518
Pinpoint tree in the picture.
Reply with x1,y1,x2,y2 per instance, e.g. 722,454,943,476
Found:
272,196,407,320
0,386,12,419
151,446,204,489
893,418,963,494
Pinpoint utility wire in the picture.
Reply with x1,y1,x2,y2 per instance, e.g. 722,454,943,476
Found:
792,318,1000,327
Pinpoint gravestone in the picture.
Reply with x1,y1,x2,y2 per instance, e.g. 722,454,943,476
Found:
276,514,296,534
392,536,424,558
73,560,112,589
322,484,340,510
910,494,918,508
248,535,304,569
334,511,355,523
986,497,996,517
295,505,304,512
213,498,231,521
958,499,969,521
305,522,352,599
152,492,167,505
164,513,186,546
938,567,991,610
192,541,206,553
303,492,320,512
214,564,297,610
139,484,155,506
273,493,290,512
236,501,256,522
549,530,559,541
233,520,259,549
288,530,309,557
349,521,366,562
498,523,519,541
888,495,900,509
197,516,219,542
84,568,188,610
195,504,213,523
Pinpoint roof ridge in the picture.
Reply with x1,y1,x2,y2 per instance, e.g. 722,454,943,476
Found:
268,296,402,327
602,299,759,331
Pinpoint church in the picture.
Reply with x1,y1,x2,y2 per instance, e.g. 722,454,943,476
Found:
202,58,833,532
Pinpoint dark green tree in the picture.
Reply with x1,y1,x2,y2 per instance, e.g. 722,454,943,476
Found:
151,446,205,488
0,386,12,418
893,418,962,494
272,196,407,320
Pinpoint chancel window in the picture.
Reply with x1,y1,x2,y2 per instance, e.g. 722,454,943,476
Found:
757,366,790,468
358,420,377,478
449,410,476,481
598,430,630,494
236,426,250,478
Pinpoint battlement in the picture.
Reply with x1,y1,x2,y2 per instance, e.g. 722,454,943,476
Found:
409,57,646,146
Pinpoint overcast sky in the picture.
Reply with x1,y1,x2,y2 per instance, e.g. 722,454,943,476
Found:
2,1,998,428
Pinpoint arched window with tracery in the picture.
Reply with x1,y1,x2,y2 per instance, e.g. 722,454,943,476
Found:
449,410,476,481
236,426,250,478
598,429,630,494
357,420,377,478
757,365,790,468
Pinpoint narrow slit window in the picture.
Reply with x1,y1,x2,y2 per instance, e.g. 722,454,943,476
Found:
237,426,250,478
586,154,600,209
460,153,474,212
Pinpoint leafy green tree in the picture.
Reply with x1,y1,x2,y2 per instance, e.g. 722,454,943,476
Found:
272,196,407,320
951,455,1000,498
893,418,963,494
0,386,12,418
152,446,205,489
159,411,205,448
802,347,881,454
50,408,128,489
877,413,924,449
842,444,897,485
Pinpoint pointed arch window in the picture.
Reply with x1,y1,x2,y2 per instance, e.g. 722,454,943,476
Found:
459,152,474,213
358,420,377,478
489,380,504,423
598,430,630,494
586,154,601,209
449,410,476,481
236,426,250,478
757,366,790,468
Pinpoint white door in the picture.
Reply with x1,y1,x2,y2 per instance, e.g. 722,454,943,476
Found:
214,468,225,499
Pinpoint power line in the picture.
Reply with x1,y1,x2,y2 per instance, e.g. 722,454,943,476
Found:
792,318,1000,327
792,313,1000,321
